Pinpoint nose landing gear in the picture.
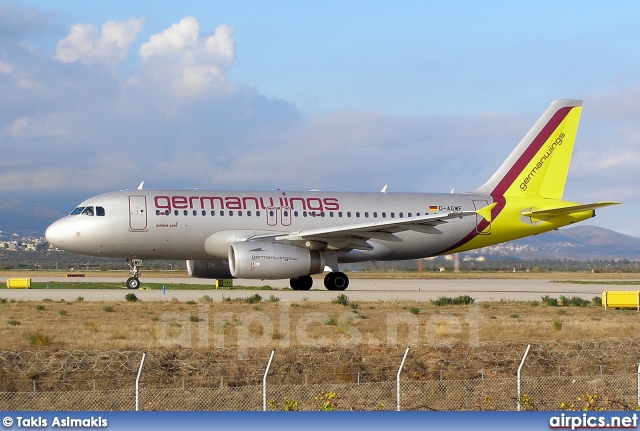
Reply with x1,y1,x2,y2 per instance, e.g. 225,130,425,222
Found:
126,258,142,289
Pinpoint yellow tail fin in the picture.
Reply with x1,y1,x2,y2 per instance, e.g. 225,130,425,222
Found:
473,100,582,199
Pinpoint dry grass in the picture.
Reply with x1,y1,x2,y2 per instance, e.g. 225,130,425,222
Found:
0,296,636,351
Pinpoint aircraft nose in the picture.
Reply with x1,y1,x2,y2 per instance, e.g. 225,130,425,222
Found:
45,219,71,249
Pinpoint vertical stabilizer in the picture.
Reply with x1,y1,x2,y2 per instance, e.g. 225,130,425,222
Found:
473,100,582,199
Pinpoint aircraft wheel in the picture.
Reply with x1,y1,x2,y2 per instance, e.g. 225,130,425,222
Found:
289,278,301,290
290,276,313,291
333,272,349,291
324,272,336,290
324,272,349,291
126,277,140,290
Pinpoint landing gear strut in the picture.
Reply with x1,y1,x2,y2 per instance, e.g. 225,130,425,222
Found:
126,258,142,289
324,272,349,291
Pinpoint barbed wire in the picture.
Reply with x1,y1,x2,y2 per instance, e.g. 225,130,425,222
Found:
1,337,639,390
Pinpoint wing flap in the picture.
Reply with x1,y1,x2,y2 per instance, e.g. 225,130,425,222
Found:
272,210,477,246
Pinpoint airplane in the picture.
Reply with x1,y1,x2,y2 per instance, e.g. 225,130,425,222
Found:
45,100,619,291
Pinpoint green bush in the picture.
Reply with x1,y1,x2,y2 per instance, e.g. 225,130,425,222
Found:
592,296,602,306
432,295,475,306
125,293,139,302
332,294,349,306
541,295,558,307
560,295,590,307
25,331,52,346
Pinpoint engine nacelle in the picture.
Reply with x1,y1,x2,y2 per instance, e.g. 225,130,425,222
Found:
186,259,233,279
229,241,324,279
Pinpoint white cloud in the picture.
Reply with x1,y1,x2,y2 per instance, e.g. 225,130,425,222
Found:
137,17,235,98
55,17,144,68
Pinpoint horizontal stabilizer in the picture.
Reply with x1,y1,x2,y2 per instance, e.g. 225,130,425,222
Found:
521,201,620,219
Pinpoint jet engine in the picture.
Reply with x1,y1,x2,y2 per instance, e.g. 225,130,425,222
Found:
186,259,233,279
229,241,324,279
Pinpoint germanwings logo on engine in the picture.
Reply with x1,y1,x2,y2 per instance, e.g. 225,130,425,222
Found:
154,194,340,213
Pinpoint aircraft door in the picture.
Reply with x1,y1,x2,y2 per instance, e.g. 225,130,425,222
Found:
281,207,291,226
473,199,491,235
266,206,277,226
129,195,148,231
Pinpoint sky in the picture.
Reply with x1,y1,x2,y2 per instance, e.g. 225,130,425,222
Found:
0,1,639,237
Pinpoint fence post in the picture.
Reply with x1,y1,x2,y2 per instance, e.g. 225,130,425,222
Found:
135,353,146,412
263,350,275,411
396,346,410,412
517,344,531,411
637,363,640,408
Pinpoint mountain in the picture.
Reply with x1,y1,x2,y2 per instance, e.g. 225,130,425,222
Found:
465,225,640,261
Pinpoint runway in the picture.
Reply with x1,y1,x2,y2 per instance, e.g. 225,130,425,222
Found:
0,276,623,302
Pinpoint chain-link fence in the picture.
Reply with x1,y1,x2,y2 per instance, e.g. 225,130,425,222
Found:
0,374,638,411
1,340,639,411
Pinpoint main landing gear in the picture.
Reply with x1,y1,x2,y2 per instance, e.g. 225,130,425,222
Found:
126,258,142,290
289,272,349,291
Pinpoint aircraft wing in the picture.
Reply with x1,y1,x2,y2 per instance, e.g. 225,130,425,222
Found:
521,201,620,220
256,211,477,251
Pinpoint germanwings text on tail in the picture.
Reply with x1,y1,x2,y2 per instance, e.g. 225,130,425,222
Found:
45,100,619,291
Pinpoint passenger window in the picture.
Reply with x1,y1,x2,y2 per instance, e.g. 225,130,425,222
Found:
183,210,188,216
382,212,386,218
238,211,243,216
356,212,360,218
399,212,403,218
338,212,343,217
202,210,206,216
247,211,252,216
256,211,261,216
211,211,215,216
96,207,105,216
229,211,234,216
347,212,351,217
220,211,225,216
373,212,377,218
391,212,395,218
365,212,369,218
175,210,179,216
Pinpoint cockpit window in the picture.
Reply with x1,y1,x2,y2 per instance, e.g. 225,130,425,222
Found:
70,206,105,216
